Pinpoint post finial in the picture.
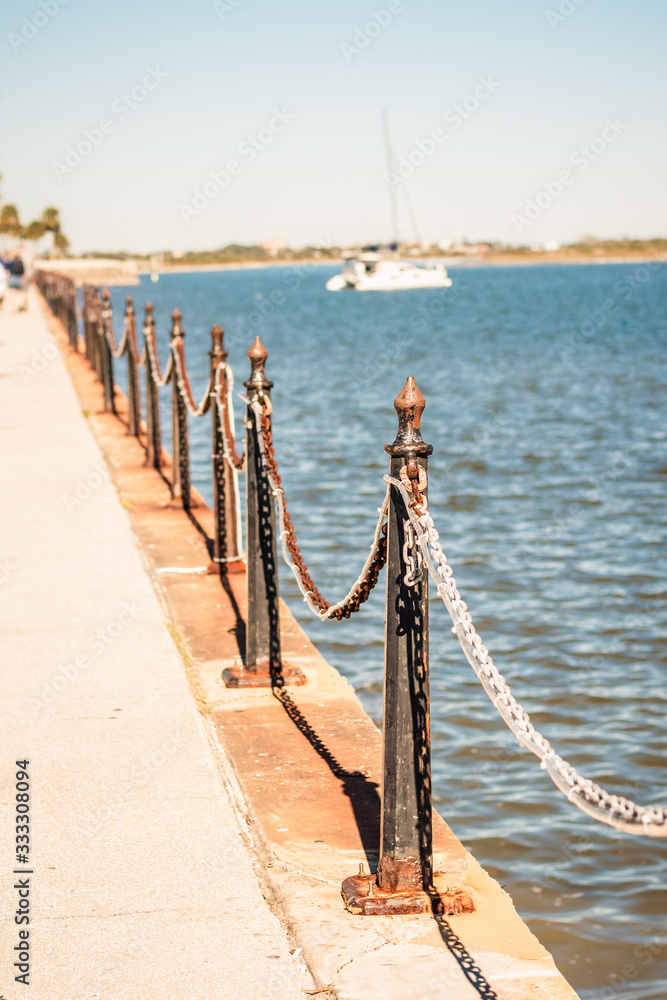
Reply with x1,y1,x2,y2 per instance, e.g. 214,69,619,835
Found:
209,324,228,364
385,376,433,458
125,295,134,315
170,308,183,339
244,336,273,392
102,288,111,304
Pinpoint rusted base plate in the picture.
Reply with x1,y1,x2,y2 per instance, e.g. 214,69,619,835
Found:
206,559,246,575
341,874,475,916
222,662,307,688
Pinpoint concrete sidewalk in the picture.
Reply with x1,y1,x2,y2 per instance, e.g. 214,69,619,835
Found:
0,293,309,998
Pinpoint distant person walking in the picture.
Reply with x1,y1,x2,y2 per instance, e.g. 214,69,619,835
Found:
6,252,28,312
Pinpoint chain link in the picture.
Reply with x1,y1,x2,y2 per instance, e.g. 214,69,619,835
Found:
387,474,667,838
144,323,173,387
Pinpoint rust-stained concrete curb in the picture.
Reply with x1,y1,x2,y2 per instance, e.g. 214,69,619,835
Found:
43,296,581,1000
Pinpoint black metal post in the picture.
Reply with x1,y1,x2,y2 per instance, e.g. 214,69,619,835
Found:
82,287,92,364
379,376,432,894
143,303,162,470
342,376,438,916
209,325,244,574
223,337,303,688
68,282,78,350
169,308,191,509
100,290,116,413
125,297,141,439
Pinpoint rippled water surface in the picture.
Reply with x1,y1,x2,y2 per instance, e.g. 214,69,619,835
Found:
111,260,667,998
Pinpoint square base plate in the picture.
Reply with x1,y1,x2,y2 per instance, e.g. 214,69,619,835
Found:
341,874,475,916
222,663,306,688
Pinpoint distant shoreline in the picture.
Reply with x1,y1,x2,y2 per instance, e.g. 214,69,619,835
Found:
138,252,666,277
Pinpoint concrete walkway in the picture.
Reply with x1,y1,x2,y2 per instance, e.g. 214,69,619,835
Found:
0,293,308,998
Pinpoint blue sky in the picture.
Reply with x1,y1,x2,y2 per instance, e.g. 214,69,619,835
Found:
1,0,665,252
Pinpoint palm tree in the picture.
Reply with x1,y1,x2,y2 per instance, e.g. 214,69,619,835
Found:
0,204,22,236
41,207,61,232
22,219,46,241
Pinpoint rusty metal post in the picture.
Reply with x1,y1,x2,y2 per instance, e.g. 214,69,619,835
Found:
124,297,141,439
342,377,439,916
223,337,304,688
90,289,103,380
82,287,92,364
169,308,191,509
208,325,244,574
69,282,79,350
379,377,432,891
143,303,162,470
100,290,116,413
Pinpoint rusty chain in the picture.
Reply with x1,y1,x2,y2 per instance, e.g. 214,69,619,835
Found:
251,399,387,621
215,364,246,470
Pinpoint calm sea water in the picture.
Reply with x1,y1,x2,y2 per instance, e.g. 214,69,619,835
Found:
110,260,667,999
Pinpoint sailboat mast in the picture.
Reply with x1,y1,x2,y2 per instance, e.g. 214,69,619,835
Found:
382,111,400,250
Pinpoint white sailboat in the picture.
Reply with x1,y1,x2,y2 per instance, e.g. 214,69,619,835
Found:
326,253,452,291
326,114,453,293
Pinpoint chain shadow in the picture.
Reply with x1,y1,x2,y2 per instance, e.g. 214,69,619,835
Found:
427,898,499,1000
398,509,499,1000
271,685,381,868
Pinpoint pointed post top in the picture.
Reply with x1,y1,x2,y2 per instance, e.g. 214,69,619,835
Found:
244,336,273,393
248,335,268,363
125,295,134,315
209,324,228,365
385,376,433,458
102,288,111,304
145,301,153,318
170,307,183,339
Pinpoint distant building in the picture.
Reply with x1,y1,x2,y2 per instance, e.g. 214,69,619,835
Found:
260,238,287,257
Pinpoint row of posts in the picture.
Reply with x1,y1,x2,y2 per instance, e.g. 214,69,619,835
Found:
40,275,440,913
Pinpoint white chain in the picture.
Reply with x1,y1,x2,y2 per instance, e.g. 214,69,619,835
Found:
144,326,173,387
172,344,212,417
250,400,389,620
388,474,667,838
212,363,244,554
